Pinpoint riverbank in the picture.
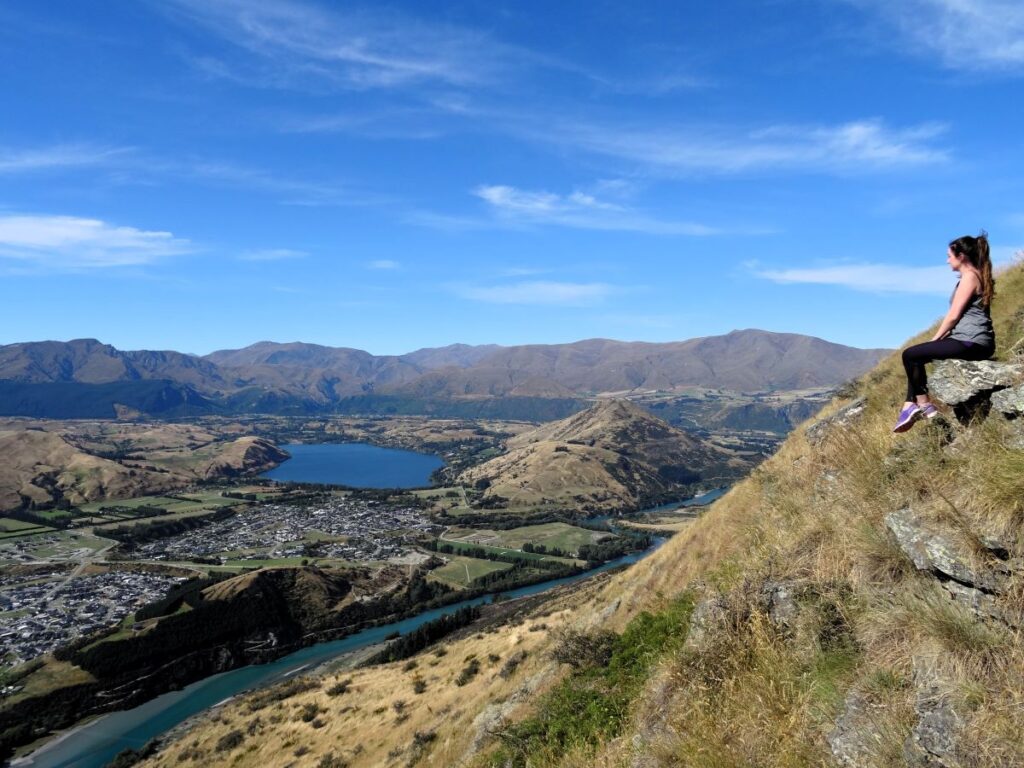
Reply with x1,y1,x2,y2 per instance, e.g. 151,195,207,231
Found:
7,493,711,766
11,538,660,768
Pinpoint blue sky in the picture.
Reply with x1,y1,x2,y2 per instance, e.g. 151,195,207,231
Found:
1,0,1023,355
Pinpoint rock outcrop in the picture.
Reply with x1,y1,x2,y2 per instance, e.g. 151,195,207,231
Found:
990,384,1024,417
902,658,967,768
828,690,890,768
805,397,867,445
929,360,1023,421
884,507,1012,622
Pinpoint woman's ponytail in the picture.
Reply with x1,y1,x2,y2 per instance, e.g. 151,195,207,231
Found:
976,231,994,308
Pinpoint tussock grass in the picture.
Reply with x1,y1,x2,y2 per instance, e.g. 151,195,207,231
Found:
655,612,854,768
138,262,1024,768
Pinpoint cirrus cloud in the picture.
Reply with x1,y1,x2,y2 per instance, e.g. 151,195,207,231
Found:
0,144,132,174
0,214,194,270
753,263,953,295
849,0,1024,72
455,280,613,306
238,248,307,261
563,118,949,176
466,184,718,235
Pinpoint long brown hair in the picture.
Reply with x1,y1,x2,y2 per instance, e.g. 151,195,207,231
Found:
949,231,994,308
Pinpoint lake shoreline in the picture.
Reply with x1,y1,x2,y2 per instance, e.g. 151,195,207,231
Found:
262,442,445,488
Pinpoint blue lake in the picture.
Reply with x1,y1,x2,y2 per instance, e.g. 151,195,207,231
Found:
261,443,444,488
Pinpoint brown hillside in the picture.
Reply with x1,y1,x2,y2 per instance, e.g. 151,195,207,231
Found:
0,427,288,511
0,430,177,510
459,399,748,511
139,261,1024,768
0,331,888,413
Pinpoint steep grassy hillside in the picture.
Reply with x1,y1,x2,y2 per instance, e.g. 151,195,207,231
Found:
138,262,1024,768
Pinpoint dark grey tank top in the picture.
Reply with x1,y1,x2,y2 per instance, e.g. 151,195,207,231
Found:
950,281,994,346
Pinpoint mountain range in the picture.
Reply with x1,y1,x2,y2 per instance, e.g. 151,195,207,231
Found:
0,332,889,419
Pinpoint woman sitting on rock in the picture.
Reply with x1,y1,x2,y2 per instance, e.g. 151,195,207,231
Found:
894,232,996,432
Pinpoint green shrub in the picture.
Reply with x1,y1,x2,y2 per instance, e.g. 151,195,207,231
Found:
296,703,323,723
215,729,244,753
456,658,481,686
325,678,351,696
490,594,694,766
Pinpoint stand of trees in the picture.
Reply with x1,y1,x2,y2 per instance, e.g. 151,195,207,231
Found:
423,541,572,572
363,605,481,665
577,534,651,564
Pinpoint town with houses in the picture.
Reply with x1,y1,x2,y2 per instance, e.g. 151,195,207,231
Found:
0,493,444,677
0,571,183,671
128,496,443,565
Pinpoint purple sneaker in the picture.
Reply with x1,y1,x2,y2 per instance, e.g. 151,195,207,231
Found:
919,404,940,420
893,404,922,433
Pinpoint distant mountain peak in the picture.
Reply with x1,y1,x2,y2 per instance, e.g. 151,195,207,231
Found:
0,331,891,417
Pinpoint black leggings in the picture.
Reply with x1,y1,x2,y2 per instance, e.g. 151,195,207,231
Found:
902,339,994,401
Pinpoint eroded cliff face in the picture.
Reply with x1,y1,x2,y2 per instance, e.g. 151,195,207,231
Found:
138,264,1024,768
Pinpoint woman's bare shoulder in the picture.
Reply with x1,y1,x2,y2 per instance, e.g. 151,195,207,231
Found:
959,270,982,290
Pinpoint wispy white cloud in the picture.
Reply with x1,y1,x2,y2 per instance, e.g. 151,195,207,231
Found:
238,248,306,261
367,259,399,270
426,96,950,175
162,0,524,91
277,107,447,140
175,160,371,207
497,266,551,278
753,263,954,295
455,280,613,306
0,214,194,270
465,184,717,235
753,243,1022,294
850,0,1024,71
0,144,132,174
402,211,491,232
0,140,369,207
562,118,948,175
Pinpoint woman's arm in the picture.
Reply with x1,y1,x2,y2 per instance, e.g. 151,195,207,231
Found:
931,273,980,341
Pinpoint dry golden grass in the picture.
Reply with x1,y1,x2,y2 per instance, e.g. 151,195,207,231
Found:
141,579,615,768
143,262,1024,768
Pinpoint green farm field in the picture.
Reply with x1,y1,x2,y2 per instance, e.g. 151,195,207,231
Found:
443,522,609,555
436,537,581,567
0,531,111,560
426,554,512,589
78,494,237,516
0,518,52,538
0,518,45,532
